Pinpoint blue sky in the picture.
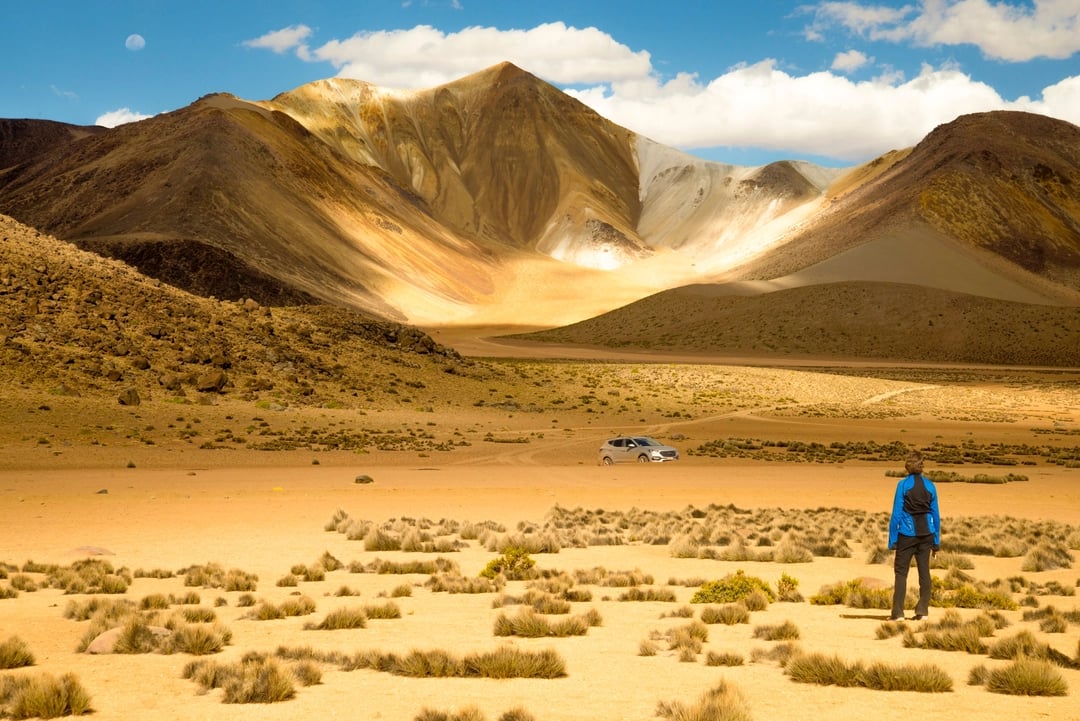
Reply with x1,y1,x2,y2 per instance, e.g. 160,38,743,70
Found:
3,0,1078,166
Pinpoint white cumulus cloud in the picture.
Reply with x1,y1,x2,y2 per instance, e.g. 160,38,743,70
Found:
243,24,314,55
832,49,872,72
251,22,651,87
568,59,1080,161
244,18,1080,163
810,0,1080,61
95,108,154,128
125,34,145,51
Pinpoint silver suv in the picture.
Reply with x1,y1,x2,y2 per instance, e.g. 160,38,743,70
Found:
598,436,679,465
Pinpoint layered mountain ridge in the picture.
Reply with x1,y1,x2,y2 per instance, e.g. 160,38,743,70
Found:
1,62,1078,365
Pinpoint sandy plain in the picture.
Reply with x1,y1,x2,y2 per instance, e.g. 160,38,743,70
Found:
1,345,1079,721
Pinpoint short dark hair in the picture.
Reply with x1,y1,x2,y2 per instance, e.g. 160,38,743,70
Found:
904,451,925,475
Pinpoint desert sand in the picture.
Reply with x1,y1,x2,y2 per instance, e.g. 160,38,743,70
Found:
2,352,1079,721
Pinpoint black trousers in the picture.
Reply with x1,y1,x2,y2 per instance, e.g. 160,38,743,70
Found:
892,533,933,617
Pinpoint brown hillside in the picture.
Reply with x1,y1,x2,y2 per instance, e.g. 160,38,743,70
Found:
732,112,1080,295
512,279,1080,366
0,95,496,318
270,63,642,249
0,118,104,171
1,67,1077,352
0,214,484,406
0,64,837,327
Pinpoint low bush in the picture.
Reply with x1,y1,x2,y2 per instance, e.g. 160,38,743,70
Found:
776,572,803,602
810,579,892,609
480,548,536,581
691,571,775,604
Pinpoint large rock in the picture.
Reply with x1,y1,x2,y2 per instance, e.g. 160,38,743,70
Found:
117,387,141,406
86,625,171,654
195,370,227,392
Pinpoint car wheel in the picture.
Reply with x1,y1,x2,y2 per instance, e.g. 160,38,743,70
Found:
602,456,614,466
637,454,650,463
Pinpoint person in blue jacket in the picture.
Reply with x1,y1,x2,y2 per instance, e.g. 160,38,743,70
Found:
888,450,941,621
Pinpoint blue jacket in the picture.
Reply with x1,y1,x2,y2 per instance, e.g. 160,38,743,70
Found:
889,474,940,549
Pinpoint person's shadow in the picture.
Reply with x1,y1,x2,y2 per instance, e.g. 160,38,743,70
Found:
839,613,901,620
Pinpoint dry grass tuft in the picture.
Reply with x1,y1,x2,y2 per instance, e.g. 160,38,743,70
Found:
0,636,34,670
184,653,296,703
704,651,745,667
699,604,750,625
492,608,594,638
753,620,800,641
0,672,92,718
978,657,1070,696
786,652,952,692
656,680,753,721
246,596,316,621
306,607,367,630
414,707,487,721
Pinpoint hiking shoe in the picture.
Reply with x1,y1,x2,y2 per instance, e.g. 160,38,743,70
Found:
911,614,926,621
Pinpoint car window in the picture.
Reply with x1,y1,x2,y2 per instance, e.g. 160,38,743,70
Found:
610,439,623,448
634,438,656,446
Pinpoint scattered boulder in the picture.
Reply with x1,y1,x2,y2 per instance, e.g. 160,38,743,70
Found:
117,387,141,406
354,474,374,484
86,625,171,654
195,370,227,392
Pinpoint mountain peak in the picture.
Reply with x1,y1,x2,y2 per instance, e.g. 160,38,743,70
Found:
2,72,1077,337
